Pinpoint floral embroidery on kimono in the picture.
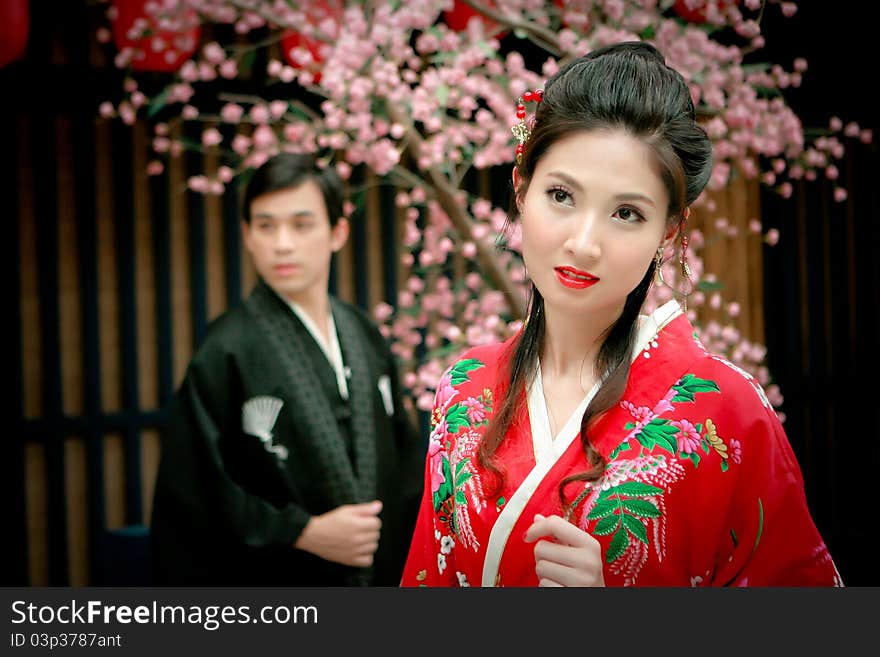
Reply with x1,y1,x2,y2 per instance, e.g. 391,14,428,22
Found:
402,301,841,587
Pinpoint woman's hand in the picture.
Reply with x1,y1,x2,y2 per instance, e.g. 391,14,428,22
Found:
524,513,605,587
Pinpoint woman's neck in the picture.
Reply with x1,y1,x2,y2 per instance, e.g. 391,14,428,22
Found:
540,304,622,381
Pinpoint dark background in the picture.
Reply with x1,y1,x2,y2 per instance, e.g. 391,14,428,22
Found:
759,4,879,585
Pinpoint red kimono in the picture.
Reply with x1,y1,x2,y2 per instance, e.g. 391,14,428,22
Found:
401,301,841,587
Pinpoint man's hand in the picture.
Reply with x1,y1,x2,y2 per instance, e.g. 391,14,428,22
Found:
524,513,605,587
294,501,383,568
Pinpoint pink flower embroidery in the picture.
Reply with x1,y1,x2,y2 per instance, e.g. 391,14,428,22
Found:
729,437,743,464
622,400,653,424
461,396,486,423
428,438,447,494
433,373,458,413
672,419,702,454
654,387,676,416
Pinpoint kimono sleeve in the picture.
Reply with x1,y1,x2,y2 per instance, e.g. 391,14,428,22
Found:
710,381,841,586
151,348,311,562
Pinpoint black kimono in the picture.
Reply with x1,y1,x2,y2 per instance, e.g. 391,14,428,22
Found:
150,280,426,586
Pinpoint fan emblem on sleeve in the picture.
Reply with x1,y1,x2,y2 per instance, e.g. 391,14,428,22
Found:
242,396,289,461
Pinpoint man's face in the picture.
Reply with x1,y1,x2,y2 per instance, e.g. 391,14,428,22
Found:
242,179,349,306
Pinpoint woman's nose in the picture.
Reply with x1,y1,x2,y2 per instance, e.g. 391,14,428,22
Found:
563,214,602,259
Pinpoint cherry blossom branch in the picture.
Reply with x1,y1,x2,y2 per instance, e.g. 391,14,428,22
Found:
460,0,567,57
385,101,527,317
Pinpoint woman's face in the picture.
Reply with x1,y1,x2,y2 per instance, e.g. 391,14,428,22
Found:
517,129,672,325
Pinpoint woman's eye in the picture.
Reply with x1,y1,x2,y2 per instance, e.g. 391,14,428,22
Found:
615,207,643,223
550,188,571,204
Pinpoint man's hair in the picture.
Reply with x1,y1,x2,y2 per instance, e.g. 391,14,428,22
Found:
242,152,345,226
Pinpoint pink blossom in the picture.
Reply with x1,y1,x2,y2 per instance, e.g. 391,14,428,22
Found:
427,439,447,494
729,438,743,464
621,401,653,426
433,374,458,413
253,125,277,150
217,166,234,183
201,128,222,147
220,103,244,123
462,397,487,424
672,419,702,454
250,105,270,124
187,175,209,193
219,60,238,79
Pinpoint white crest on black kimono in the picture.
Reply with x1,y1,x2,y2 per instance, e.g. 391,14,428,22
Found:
242,395,289,461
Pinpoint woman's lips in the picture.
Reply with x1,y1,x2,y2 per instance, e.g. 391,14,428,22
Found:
554,266,599,290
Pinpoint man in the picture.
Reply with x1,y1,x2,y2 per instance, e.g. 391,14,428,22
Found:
150,152,425,585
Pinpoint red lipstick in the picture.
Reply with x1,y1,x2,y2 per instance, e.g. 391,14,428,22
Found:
554,266,599,290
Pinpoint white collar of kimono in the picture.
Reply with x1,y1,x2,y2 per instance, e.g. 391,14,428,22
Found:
482,299,682,586
286,300,350,400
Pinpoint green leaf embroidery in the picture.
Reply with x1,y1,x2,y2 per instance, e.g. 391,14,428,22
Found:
609,482,664,497
445,403,470,433
636,419,678,454
608,439,630,461
606,529,630,563
496,496,505,511
586,499,619,520
454,457,470,478
721,459,729,473
455,490,467,505
622,514,648,544
593,516,620,536
448,359,484,385
688,452,701,467
671,374,721,403
620,499,661,519
432,457,453,508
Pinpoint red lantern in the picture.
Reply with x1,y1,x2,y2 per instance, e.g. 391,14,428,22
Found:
443,0,504,35
672,0,738,24
0,0,29,69
281,0,343,84
110,0,200,72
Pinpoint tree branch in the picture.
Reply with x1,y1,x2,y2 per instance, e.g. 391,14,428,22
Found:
459,0,569,58
385,103,527,318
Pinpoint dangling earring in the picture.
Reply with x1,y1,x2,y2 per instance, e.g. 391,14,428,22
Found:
679,210,692,281
679,209,692,312
653,247,665,286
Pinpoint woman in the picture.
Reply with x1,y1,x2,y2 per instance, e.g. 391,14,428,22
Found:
401,42,840,587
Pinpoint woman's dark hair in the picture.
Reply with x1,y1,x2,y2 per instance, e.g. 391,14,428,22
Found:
478,41,713,511
242,152,345,226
